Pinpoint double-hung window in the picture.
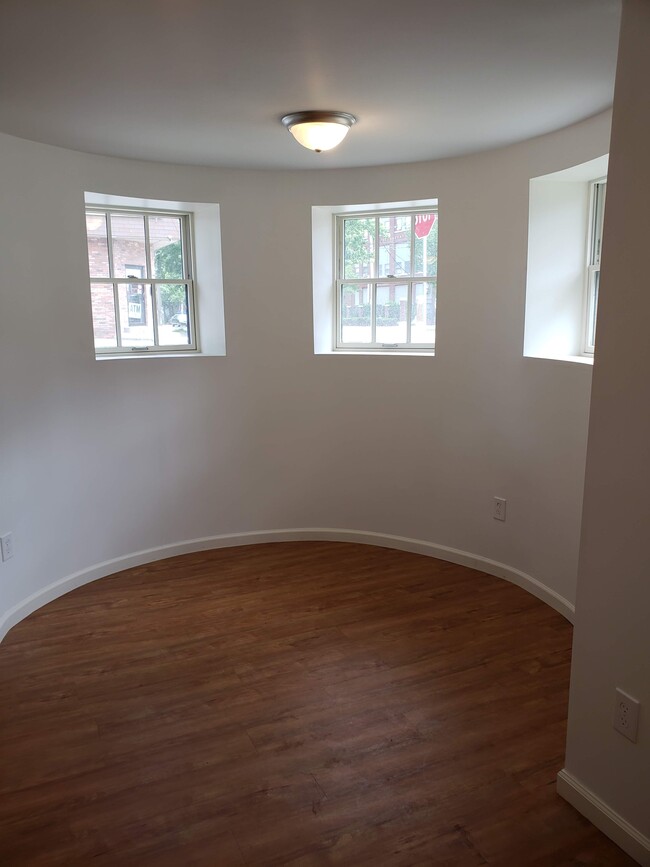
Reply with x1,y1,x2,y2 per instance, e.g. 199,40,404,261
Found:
85,207,196,355
336,208,438,351
584,179,606,354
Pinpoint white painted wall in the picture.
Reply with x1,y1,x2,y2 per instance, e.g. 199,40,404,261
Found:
0,112,610,637
563,0,650,856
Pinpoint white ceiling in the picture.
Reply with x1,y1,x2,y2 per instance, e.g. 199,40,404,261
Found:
0,0,621,170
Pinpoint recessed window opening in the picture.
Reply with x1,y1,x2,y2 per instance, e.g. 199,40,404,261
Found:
85,206,197,355
335,208,438,351
523,155,608,364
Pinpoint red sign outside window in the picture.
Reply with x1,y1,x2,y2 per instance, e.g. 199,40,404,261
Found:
414,214,436,239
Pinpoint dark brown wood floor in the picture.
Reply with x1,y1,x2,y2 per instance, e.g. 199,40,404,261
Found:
0,542,635,866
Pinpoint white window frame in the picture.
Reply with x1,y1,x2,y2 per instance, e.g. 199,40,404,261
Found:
86,205,198,356
583,178,606,355
334,207,437,352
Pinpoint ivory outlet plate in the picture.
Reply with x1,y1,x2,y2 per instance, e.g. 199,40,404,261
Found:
1,532,14,562
613,688,640,743
493,497,506,521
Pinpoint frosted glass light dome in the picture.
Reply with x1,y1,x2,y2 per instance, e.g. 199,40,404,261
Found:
281,111,357,153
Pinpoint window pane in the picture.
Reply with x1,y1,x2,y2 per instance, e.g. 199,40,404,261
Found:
149,215,184,279
340,283,371,343
86,213,110,278
111,214,147,279
414,214,438,277
157,284,191,346
379,215,411,277
411,282,436,345
118,283,154,347
376,283,408,344
591,183,606,267
587,269,599,349
344,218,375,279
90,283,117,348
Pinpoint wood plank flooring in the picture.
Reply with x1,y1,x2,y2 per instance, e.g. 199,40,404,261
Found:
0,542,636,865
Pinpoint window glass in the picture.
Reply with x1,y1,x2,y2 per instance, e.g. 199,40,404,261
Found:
336,208,437,351
85,208,196,355
340,283,372,343
90,283,117,347
585,180,606,354
86,213,110,278
376,283,408,343
414,214,438,278
118,283,155,347
149,215,184,279
111,214,147,279
157,284,191,346
411,282,436,344
379,215,411,276
344,218,375,279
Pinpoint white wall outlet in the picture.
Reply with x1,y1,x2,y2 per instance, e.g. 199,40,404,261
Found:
493,497,506,522
1,532,14,562
613,688,640,742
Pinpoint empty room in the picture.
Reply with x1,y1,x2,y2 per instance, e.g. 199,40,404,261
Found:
0,0,648,864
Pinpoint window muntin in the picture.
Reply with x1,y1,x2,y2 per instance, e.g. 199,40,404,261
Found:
85,207,196,354
336,209,437,351
584,180,606,355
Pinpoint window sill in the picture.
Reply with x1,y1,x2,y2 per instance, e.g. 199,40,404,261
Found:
524,353,593,366
95,351,222,360
329,349,436,357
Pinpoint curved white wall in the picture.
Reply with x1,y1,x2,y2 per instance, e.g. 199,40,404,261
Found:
0,112,611,638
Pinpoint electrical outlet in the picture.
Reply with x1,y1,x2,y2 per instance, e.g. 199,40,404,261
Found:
493,497,506,522
613,688,640,742
1,532,14,562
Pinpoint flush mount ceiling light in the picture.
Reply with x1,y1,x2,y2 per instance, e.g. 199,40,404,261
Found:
281,111,357,153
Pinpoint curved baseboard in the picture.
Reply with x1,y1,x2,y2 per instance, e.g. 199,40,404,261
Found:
557,769,650,865
0,528,574,642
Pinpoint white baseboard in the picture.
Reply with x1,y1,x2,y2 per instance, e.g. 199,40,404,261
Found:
0,528,574,643
557,769,650,866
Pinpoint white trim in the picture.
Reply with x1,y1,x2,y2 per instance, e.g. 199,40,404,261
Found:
0,528,574,643
557,769,650,866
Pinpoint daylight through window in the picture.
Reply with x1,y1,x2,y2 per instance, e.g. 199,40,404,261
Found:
336,209,438,350
85,208,196,354
584,180,606,354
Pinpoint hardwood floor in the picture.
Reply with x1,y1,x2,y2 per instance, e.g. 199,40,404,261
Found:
0,542,636,866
